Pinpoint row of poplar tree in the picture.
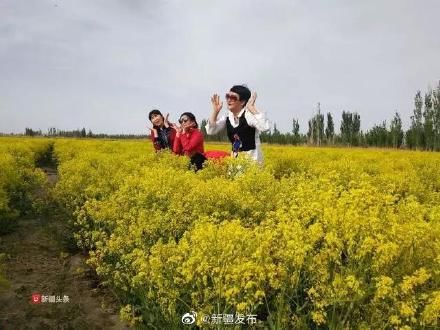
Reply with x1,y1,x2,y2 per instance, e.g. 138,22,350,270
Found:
21,82,440,151
202,81,440,151
24,127,146,139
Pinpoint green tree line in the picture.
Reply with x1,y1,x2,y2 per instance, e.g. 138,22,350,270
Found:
23,127,147,139
20,82,440,150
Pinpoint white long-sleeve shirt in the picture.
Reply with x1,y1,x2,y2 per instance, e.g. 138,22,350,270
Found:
206,107,270,164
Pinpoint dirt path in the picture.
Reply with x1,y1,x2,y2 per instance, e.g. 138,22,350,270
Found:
0,167,130,329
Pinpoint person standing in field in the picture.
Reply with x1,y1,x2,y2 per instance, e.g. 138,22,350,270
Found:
206,85,270,164
148,109,176,151
172,112,207,171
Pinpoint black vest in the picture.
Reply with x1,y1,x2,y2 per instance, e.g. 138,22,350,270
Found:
226,112,256,151
156,127,172,149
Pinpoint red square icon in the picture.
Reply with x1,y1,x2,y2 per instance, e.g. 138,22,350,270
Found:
31,293,41,304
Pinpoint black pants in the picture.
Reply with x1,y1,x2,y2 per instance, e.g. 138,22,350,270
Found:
189,152,207,171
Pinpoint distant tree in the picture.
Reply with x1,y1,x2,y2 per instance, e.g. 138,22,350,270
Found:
47,127,57,136
316,113,325,146
292,118,300,144
412,91,424,149
365,121,388,147
200,119,208,136
25,128,42,136
340,111,353,145
352,113,361,146
340,111,361,146
325,112,335,144
307,103,324,145
307,119,312,144
273,123,280,136
390,112,404,148
423,91,435,150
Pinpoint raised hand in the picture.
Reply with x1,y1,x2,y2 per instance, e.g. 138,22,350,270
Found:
170,123,182,136
164,113,170,128
211,94,223,114
246,92,259,114
147,125,158,138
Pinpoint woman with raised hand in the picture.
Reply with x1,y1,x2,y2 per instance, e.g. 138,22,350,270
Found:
147,109,176,152
172,112,207,171
206,85,270,164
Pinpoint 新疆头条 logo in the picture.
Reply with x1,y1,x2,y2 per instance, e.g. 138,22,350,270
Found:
31,293,41,304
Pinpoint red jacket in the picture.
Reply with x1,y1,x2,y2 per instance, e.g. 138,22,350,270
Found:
173,128,204,157
150,127,177,151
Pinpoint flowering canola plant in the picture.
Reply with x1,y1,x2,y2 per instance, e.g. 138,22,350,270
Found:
0,137,50,290
0,137,48,229
26,138,440,328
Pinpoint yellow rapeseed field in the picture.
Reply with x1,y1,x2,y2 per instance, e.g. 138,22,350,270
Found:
1,137,440,328
0,138,48,229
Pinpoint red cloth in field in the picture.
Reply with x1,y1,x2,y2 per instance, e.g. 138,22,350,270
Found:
204,150,230,160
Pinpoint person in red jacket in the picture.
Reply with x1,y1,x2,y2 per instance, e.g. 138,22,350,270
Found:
148,109,176,151
172,112,207,171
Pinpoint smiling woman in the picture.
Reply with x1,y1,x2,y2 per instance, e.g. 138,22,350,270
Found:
148,109,176,151
172,112,206,171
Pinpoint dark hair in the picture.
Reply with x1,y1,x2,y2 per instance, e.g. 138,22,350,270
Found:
230,85,251,106
148,109,163,121
179,112,198,128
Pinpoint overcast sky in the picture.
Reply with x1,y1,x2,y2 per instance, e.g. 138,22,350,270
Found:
1,0,439,134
